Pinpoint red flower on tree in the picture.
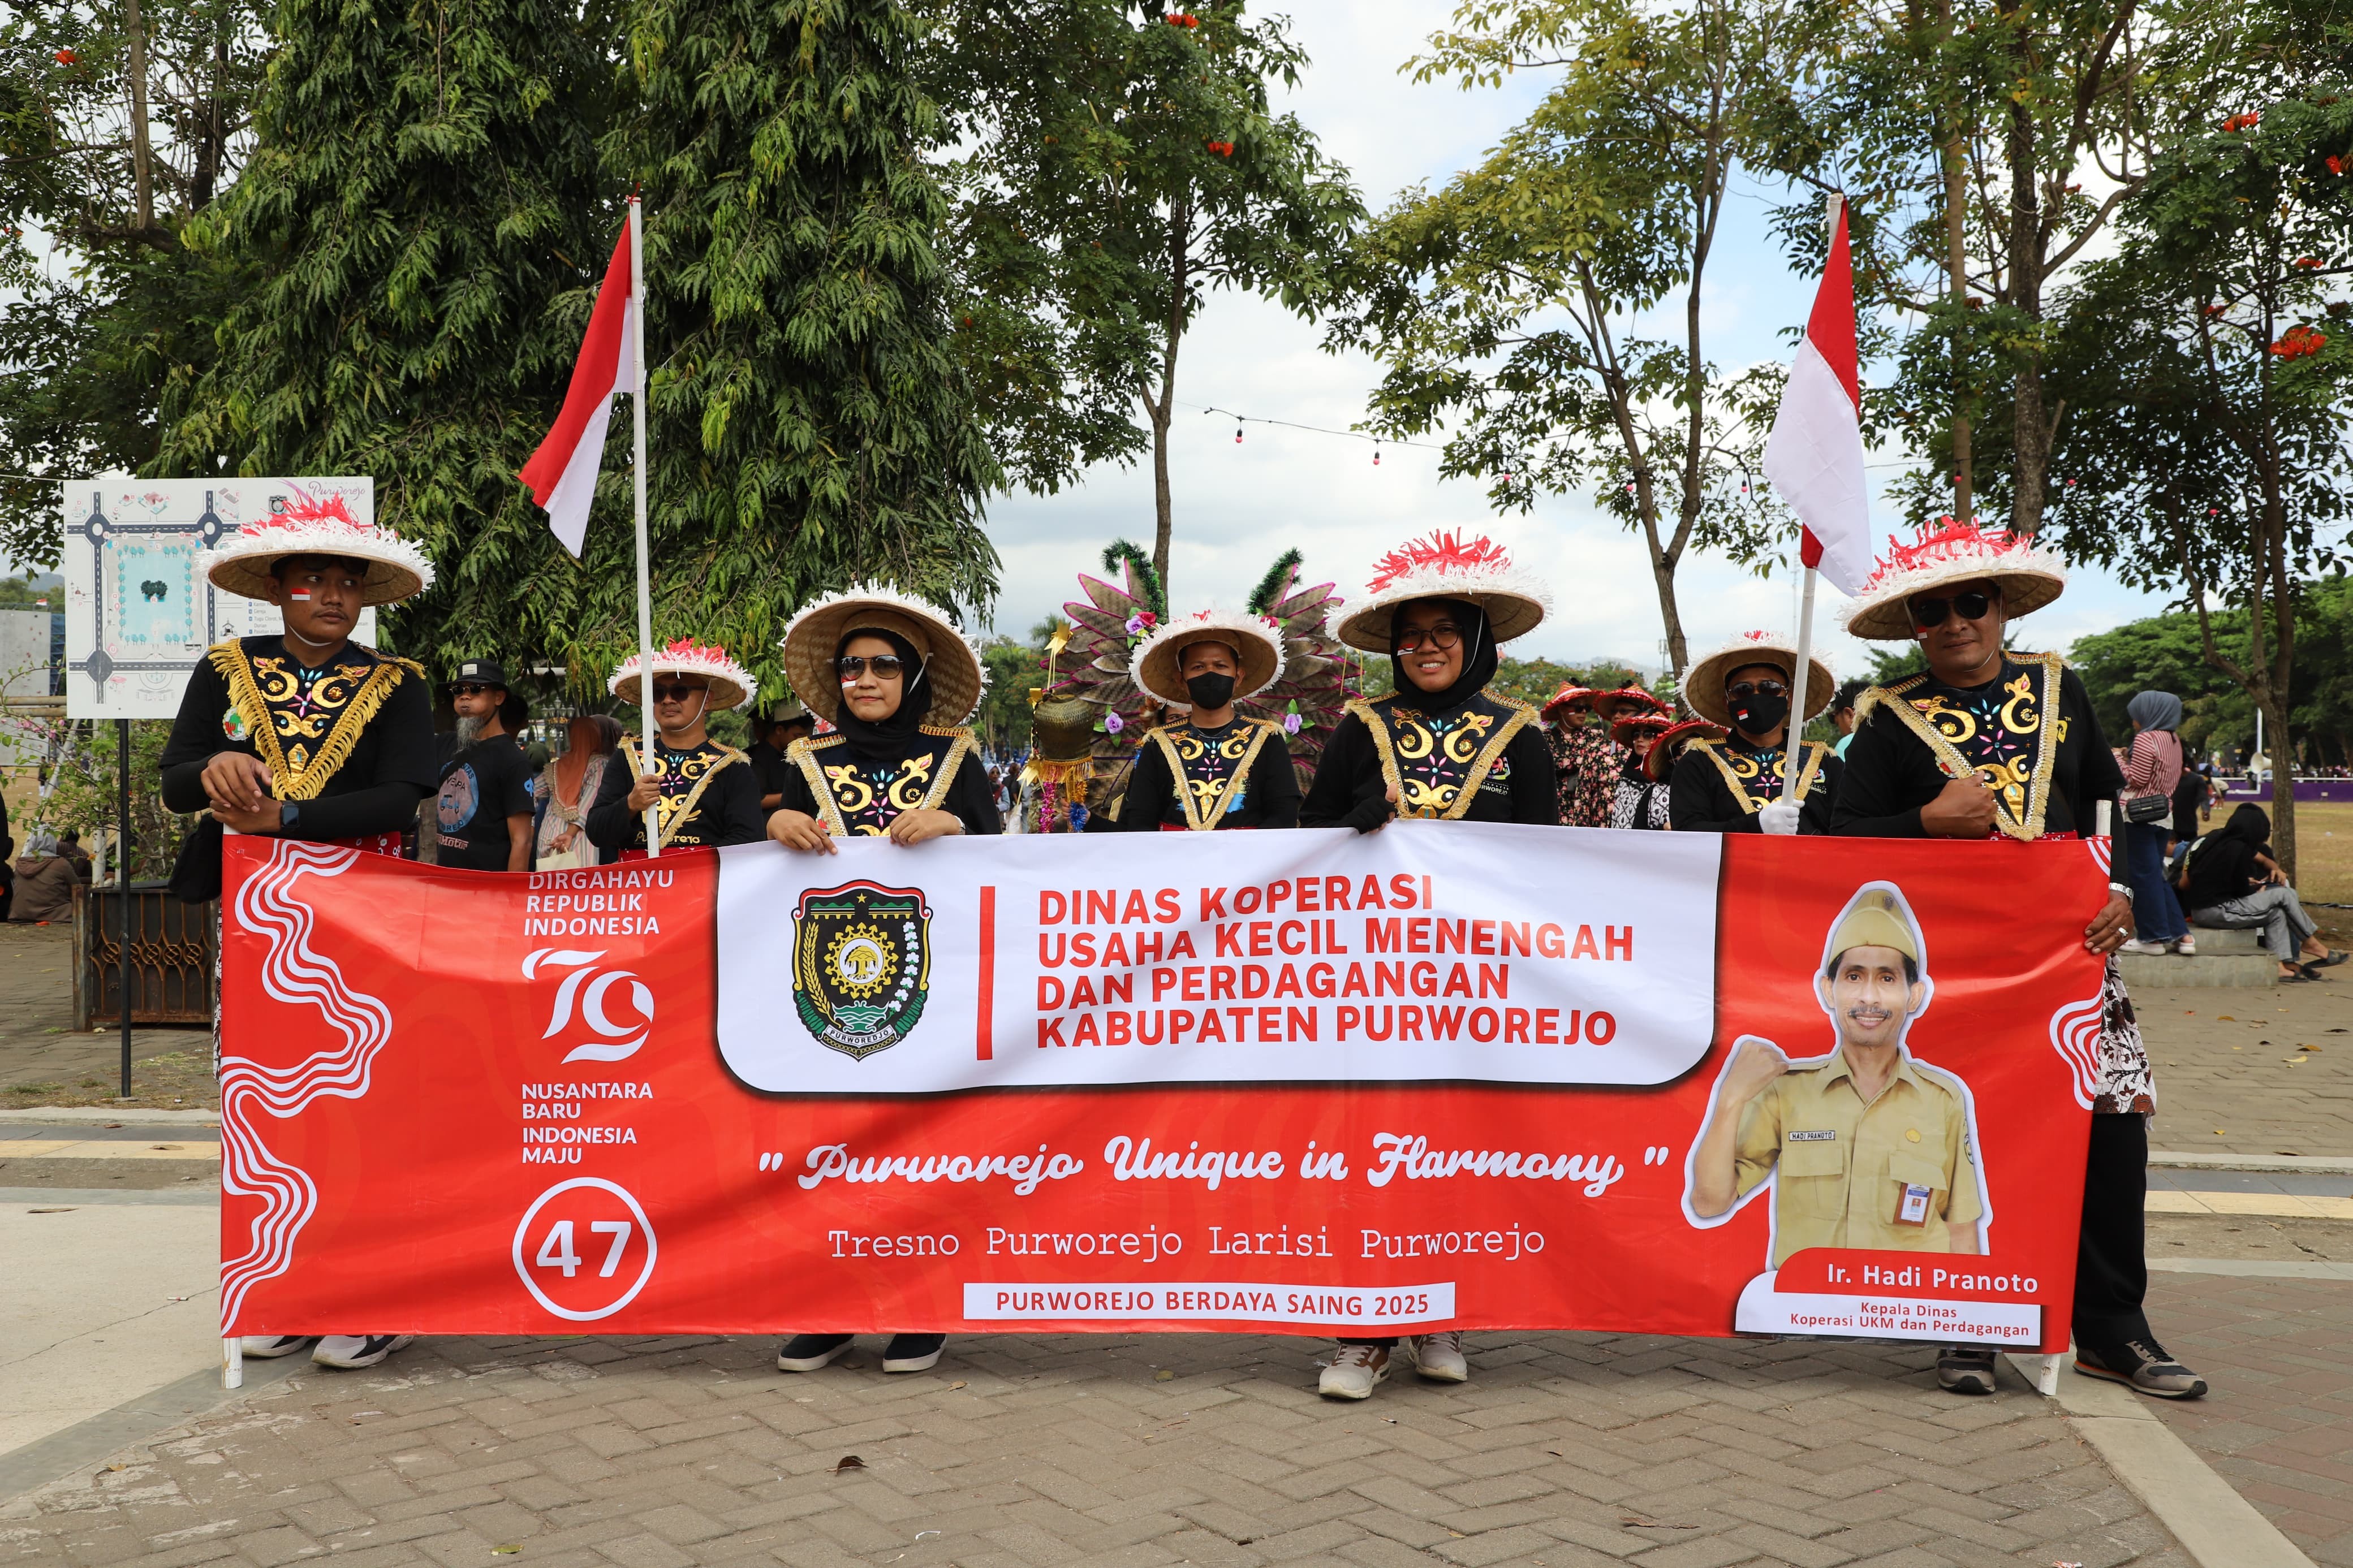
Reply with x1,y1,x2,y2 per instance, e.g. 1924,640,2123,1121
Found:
2270,325,2328,359
54,47,75,63
2330,156,2347,175
2295,257,2323,269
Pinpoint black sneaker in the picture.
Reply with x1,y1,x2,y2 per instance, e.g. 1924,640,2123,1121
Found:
2075,1338,2208,1399
775,1333,855,1372
1936,1346,1998,1395
881,1333,946,1373
238,1335,316,1359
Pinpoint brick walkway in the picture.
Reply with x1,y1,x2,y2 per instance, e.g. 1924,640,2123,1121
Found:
2151,1270,2353,1566
0,1331,2188,1568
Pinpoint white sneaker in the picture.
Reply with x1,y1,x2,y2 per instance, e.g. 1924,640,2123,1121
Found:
2173,935,2197,956
312,1334,415,1370
1317,1342,1390,1400
238,1335,316,1358
1410,1331,1468,1382
2118,939,2170,956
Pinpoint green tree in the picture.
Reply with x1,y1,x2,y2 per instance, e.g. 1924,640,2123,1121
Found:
1330,0,1807,679
148,0,614,684
2039,81,2353,874
0,0,270,565
606,0,1001,693
925,0,1360,593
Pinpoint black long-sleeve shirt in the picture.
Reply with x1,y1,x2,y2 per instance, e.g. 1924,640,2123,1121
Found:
775,729,1003,837
159,637,436,841
1669,736,1841,834
1830,654,2121,839
587,739,768,851
1111,721,1300,830
1302,695,1558,831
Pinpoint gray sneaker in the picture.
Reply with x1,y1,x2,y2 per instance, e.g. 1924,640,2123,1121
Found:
2075,1338,2208,1399
1936,1346,1997,1395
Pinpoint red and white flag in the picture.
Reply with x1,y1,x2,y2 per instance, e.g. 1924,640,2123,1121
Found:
520,225,636,558
1762,202,1872,594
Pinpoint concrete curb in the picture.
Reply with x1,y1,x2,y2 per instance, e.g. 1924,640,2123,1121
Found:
1,1109,220,1128
0,1353,308,1509
2011,1354,2317,1568
2152,1150,2353,1175
2152,1256,2353,1280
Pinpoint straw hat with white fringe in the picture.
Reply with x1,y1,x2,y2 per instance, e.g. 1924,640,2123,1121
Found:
778,586,988,726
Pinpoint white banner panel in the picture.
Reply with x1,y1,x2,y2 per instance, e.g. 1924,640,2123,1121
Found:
61,478,377,719
708,821,1723,1094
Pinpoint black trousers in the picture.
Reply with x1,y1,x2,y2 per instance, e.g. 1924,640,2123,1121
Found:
2074,1111,2153,1358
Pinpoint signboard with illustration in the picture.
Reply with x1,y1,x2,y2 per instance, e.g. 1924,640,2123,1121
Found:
61,478,377,719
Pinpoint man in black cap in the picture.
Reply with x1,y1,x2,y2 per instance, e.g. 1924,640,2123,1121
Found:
436,658,534,872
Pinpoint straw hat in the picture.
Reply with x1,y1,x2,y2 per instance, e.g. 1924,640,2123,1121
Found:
1841,517,2068,641
1130,610,1286,709
1333,530,1551,653
608,638,757,711
197,487,433,606
1540,683,1598,722
1681,630,1837,728
779,586,987,726
1610,711,1676,749
1643,717,1727,783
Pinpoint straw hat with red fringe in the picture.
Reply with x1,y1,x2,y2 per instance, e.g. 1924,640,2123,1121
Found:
1682,630,1837,728
1841,517,2067,641
609,637,758,711
197,486,434,606
1334,530,1552,653
1643,717,1727,783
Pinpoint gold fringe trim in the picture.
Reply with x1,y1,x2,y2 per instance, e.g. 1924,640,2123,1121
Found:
1346,698,1535,822
620,738,746,850
1149,719,1278,831
794,727,979,837
208,640,414,804
1689,737,1830,815
1859,651,2063,841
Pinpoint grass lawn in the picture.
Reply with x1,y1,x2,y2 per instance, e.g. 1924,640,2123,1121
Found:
2289,801,2353,945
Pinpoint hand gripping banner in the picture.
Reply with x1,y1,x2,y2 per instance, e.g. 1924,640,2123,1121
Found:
218,826,2109,1350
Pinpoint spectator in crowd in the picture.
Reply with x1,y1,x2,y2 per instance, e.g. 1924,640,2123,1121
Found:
2118,692,2193,957
2171,755,2212,846
2182,804,2347,981
56,828,93,882
8,831,80,923
435,659,535,872
1828,677,1868,758
745,702,813,813
537,714,621,870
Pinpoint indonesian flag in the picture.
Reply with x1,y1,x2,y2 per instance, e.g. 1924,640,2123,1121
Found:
1762,202,1872,594
520,224,636,558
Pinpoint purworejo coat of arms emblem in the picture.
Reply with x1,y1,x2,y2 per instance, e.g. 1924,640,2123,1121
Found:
792,880,932,1060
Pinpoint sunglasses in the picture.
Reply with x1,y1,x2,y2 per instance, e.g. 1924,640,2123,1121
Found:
1911,590,1997,627
1727,680,1787,701
836,654,908,680
451,683,498,698
650,682,706,702
1395,624,1463,652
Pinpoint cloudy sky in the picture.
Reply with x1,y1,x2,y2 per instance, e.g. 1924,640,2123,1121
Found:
979,0,2173,680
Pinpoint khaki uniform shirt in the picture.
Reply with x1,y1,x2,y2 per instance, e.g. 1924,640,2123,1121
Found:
1733,1047,1986,1268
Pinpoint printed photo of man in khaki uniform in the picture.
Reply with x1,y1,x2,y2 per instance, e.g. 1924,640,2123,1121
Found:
1687,883,1987,1267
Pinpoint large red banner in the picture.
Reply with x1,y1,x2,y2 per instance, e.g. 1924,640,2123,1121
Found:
218,827,2108,1351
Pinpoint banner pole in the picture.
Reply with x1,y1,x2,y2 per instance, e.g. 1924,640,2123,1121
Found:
628,193,660,856
118,716,132,1095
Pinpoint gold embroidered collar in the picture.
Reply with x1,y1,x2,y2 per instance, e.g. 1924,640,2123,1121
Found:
1855,650,2064,841
209,638,420,802
1348,696,1534,821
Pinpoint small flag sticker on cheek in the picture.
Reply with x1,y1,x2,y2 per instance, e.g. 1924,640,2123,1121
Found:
287,590,313,601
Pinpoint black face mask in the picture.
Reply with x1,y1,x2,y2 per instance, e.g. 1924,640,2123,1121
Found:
1185,672,1237,712
1731,690,1789,736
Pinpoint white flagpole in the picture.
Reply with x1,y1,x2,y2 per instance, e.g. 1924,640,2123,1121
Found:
629,193,661,855
1780,190,1841,807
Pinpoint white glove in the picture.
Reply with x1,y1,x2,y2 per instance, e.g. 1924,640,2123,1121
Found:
1757,800,1802,836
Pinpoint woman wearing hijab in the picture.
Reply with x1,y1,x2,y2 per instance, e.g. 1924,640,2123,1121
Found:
766,588,999,850
1302,532,1557,837
537,714,622,869
766,587,998,1378
1299,533,1554,1401
2182,803,2347,980
2118,692,2192,956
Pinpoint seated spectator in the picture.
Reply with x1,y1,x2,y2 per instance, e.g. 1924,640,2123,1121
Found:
55,828,93,882
2180,804,2348,981
10,833,82,923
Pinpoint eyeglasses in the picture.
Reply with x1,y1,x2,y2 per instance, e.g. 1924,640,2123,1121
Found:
650,682,706,702
1395,624,1463,652
836,655,908,680
1911,590,1997,627
451,683,497,698
1727,680,1787,701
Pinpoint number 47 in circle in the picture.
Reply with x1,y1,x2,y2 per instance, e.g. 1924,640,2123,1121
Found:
512,1177,660,1321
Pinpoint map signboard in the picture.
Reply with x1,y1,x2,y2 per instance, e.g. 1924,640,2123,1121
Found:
61,478,378,720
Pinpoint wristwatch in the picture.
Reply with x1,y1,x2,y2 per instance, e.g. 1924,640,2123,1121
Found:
278,801,300,832
2108,880,2134,902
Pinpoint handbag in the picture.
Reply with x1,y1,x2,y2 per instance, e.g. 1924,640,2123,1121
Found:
2123,792,2171,824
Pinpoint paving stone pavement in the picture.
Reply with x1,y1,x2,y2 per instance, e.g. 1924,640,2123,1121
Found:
2134,982,2353,1159
0,1331,2190,1568
2148,1271,2353,1566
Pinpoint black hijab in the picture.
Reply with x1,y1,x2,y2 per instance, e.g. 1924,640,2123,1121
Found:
1387,596,1498,715
2220,801,2270,845
832,627,934,766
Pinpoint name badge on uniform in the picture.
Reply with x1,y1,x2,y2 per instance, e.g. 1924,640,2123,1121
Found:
1787,1129,1835,1143
1895,1183,1932,1225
